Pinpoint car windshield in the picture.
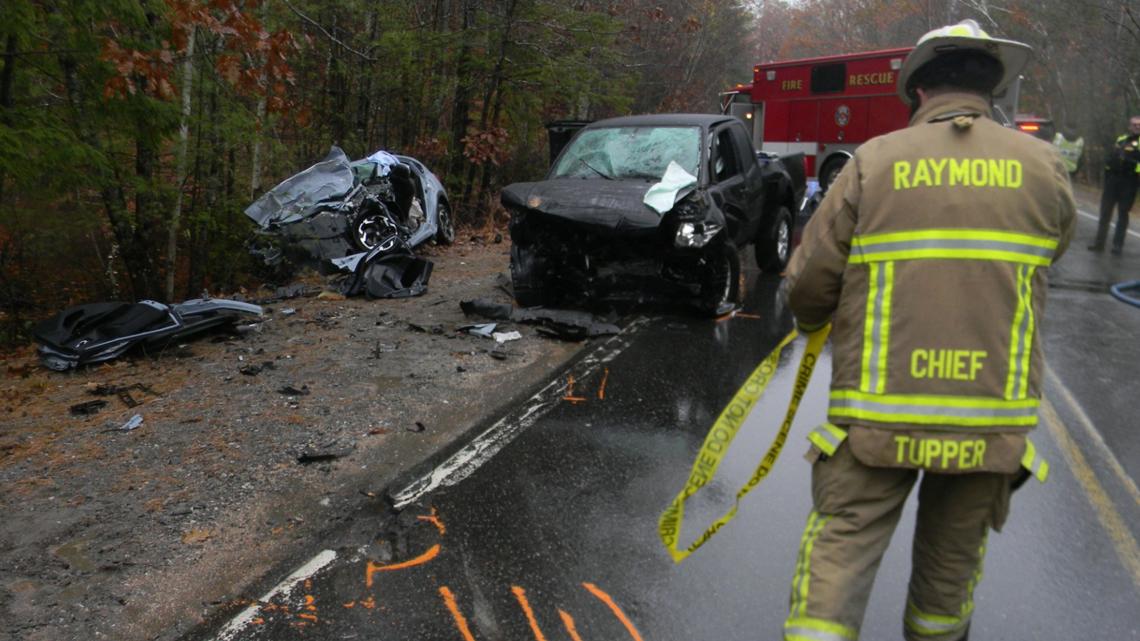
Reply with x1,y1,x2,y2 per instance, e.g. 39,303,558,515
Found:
550,125,701,181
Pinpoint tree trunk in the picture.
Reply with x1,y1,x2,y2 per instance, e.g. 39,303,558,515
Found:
165,26,196,301
449,0,477,187
473,0,518,210
0,35,16,207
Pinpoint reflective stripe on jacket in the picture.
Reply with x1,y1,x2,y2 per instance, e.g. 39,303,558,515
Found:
786,93,1076,473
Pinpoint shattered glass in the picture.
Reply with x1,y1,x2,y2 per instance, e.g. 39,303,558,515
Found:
550,126,701,181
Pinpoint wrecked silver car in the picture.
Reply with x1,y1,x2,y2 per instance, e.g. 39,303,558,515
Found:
502,114,803,316
246,147,454,272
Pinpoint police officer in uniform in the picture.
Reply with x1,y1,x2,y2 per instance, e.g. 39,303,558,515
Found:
1089,115,1140,255
780,20,1075,641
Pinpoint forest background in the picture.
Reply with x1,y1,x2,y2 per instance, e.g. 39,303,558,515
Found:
1,0,1137,346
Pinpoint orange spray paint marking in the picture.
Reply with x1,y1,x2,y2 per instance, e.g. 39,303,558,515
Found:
297,613,318,623
440,586,477,641
562,375,587,403
559,609,585,641
511,586,548,641
360,596,376,609
583,582,644,641
597,367,610,400
343,601,356,609
304,594,317,611
365,544,441,588
417,507,446,535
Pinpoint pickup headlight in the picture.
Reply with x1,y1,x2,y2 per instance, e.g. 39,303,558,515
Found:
674,221,723,248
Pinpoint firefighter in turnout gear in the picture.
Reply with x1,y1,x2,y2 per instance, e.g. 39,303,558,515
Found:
780,19,1075,641
1089,115,1140,255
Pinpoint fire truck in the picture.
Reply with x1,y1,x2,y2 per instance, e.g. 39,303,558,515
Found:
722,48,1020,191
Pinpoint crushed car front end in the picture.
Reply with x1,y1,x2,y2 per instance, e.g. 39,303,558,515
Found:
504,181,738,315
502,120,740,315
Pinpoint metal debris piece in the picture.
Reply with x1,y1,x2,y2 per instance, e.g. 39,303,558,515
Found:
461,323,497,338
34,298,263,371
407,322,445,334
104,414,143,433
70,400,108,416
278,384,311,396
240,362,275,376
296,450,348,464
460,298,620,341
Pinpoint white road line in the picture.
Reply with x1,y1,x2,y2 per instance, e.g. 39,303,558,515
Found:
1045,365,1140,506
391,318,650,509
213,549,338,641
1076,207,1140,240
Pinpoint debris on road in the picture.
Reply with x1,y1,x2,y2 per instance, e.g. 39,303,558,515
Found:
493,331,522,343
240,362,275,376
32,298,263,371
460,298,620,341
296,448,351,464
69,399,107,416
104,414,144,433
460,323,497,338
278,384,311,396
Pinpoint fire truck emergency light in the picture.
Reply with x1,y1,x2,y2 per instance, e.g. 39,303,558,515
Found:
1019,123,1040,132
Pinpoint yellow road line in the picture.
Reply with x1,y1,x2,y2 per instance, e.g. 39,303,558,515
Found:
1045,367,1140,507
1040,398,1140,589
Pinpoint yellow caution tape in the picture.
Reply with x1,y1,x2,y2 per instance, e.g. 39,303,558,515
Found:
658,324,830,564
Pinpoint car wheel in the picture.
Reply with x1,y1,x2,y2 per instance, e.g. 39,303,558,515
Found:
698,240,741,317
350,204,399,252
818,156,848,192
757,206,792,272
434,201,455,245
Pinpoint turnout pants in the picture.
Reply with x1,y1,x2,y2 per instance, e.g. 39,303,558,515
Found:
1094,171,1138,250
783,443,1013,641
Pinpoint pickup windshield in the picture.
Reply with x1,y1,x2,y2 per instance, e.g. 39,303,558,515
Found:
550,126,701,181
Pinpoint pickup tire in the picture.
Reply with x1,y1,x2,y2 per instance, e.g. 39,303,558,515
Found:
510,244,552,307
698,240,741,317
818,155,849,192
756,205,793,272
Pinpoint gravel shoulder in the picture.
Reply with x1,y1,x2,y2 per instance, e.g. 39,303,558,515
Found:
0,236,587,641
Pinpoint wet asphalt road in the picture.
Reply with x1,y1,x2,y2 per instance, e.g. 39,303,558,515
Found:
194,207,1140,641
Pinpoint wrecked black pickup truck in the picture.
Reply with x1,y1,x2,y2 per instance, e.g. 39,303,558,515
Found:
502,114,805,316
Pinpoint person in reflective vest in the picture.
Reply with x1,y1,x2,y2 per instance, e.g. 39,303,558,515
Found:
780,19,1075,641
1051,124,1084,175
1089,115,1140,255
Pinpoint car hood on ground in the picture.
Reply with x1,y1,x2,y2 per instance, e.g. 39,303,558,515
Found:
501,179,679,233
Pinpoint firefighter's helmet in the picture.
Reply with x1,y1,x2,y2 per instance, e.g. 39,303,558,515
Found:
898,19,1032,105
